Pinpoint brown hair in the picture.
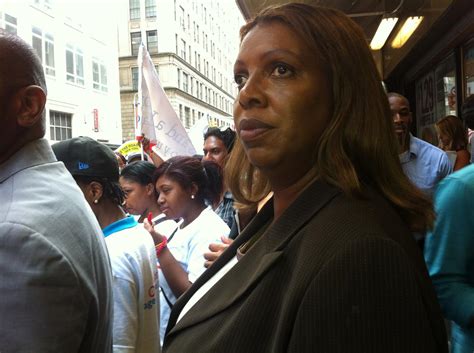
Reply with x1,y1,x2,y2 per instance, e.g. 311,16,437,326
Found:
226,3,433,232
435,115,468,151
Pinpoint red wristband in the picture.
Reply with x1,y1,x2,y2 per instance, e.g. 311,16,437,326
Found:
155,236,168,256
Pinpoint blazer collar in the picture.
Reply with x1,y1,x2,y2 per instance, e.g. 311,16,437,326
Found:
166,178,341,339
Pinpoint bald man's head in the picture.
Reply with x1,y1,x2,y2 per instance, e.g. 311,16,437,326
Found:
0,31,47,98
0,31,47,163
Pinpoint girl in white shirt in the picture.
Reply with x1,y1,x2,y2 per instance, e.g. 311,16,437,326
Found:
144,156,230,345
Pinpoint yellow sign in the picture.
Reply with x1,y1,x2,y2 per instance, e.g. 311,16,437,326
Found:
115,140,141,157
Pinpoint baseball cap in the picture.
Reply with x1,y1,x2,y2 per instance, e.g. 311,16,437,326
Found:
52,136,119,181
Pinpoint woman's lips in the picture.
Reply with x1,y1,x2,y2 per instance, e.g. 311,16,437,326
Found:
238,118,274,142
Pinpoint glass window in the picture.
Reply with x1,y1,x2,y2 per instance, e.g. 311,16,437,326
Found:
131,32,141,56
92,59,108,92
183,72,188,92
2,13,17,35
65,44,84,85
93,62,100,89
435,53,457,118
180,39,186,60
185,107,191,128
145,0,156,18
146,30,158,54
49,111,72,141
132,67,139,91
129,0,140,20
179,6,185,30
75,49,84,85
32,27,55,76
44,33,55,76
464,41,474,98
32,27,43,63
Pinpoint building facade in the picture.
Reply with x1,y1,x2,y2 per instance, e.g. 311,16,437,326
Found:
0,0,123,145
117,0,243,142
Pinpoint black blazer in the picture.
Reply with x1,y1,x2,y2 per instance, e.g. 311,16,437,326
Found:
164,180,448,352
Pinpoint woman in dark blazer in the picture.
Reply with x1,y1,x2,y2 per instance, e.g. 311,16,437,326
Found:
157,4,448,352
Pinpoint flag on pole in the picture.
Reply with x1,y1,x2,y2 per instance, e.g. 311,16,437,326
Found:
135,43,196,160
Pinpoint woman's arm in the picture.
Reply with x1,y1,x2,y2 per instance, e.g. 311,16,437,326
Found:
454,149,470,171
144,220,191,297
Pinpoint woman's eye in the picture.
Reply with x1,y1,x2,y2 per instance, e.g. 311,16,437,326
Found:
234,74,247,89
272,64,293,77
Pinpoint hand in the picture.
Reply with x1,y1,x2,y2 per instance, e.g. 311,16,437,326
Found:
144,217,165,245
140,134,152,153
204,236,233,268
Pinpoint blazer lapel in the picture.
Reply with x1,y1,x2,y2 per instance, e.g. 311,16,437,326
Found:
166,179,341,337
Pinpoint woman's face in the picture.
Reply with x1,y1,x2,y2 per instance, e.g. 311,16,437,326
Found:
119,176,154,216
438,133,452,151
233,22,331,186
155,175,191,220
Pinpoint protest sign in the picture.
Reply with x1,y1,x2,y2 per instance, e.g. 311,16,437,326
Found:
137,43,196,160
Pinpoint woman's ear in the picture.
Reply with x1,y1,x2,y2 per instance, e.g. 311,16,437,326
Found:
145,182,155,196
190,182,199,199
15,85,46,128
89,181,104,204
79,181,104,207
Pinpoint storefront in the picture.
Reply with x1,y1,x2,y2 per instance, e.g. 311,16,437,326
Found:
384,0,474,139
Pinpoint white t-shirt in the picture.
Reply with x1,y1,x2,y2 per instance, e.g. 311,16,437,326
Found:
159,207,229,345
103,216,161,353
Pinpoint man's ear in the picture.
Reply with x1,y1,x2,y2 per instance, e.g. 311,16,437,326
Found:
15,85,46,128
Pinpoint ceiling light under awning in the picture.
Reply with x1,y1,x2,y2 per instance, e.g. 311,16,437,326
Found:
391,16,424,49
370,17,399,50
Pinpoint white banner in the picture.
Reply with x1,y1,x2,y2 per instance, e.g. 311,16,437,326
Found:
136,43,196,160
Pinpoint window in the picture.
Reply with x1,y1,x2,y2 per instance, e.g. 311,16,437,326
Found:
132,67,139,91
92,59,108,92
33,0,52,11
175,34,178,55
464,41,474,98
65,44,84,85
179,6,185,30
177,68,181,89
129,0,140,20
185,107,191,128
50,111,72,141
146,30,158,54
180,39,186,60
0,12,17,35
145,0,156,18
131,32,141,56
32,27,55,76
435,54,457,118
183,72,188,92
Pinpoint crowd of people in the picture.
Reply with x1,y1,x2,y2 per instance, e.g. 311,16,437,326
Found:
1,3,474,353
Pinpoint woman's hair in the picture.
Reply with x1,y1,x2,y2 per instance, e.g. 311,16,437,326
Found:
435,115,468,151
74,176,125,207
120,161,157,186
153,156,223,206
227,3,433,232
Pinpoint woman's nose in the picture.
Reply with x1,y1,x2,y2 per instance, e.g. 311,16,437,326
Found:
237,75,267,110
